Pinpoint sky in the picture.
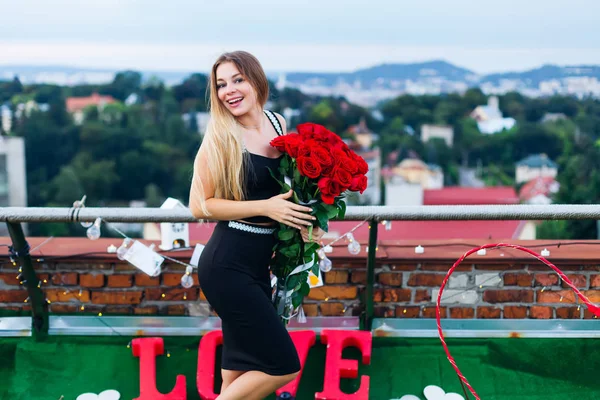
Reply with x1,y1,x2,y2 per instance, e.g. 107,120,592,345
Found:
1,0,599,74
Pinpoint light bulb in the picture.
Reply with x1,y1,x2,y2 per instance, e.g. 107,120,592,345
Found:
477,248,487,256
317,249,326,260
86,218,102,240
415,245,424,254
384,220,392,230
117,238,133,260
80,220,93,228
181,273,194,289
319,256,332,272
346,232,355,242
541,248,550,257
348,240,361,255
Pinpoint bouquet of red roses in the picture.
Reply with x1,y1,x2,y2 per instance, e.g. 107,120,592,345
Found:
269,123,368,323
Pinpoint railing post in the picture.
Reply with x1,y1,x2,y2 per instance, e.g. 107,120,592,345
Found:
6,222,48,340
363,219,378,331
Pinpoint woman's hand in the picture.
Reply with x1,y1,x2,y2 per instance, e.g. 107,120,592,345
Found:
301,225,325,243
265,189,315,229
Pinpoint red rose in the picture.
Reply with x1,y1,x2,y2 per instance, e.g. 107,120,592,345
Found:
349,175,368,194
298,139,318,158
296,156,322,179
354,154,369,175
297,123,328,138
311,147,333,169
283,134,303,158
343,156,359,175
331,167,352,189
270,136,286,152
318,177,343,198
321,193,335,205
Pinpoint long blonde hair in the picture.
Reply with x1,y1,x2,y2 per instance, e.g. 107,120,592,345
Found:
191,51,270,217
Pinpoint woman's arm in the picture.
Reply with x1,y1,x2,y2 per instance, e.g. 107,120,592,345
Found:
189,148,314,229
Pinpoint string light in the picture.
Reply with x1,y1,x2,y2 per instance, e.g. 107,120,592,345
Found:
477,248,487,256
86,218,102,240
541,248,550,257
415,245,425,254
181,266,194,289
317,249,332,272
116,238,133,260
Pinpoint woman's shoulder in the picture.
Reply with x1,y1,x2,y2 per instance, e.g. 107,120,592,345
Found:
265,110,287,135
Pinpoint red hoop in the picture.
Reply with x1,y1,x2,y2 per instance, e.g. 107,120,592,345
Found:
436,243,600,400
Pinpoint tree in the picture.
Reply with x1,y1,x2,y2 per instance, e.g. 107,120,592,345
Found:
104,71,142,101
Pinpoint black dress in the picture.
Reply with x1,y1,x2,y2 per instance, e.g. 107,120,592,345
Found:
196,110,301,376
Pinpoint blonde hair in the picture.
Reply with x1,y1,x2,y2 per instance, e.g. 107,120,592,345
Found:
190,51,270,217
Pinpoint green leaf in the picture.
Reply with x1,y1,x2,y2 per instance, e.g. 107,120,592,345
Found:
299,281,310,296
338,200,347,220
322,203,339,219
293,167,302,185
292,291,304,308
281,156,289,170
286,275,300,290
316,210,329,232
311,262,320,276
278,229,295,241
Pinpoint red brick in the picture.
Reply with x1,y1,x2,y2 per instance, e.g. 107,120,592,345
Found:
474,263,523,271
395,306,420,318
450,307,474,319
504,306,528,319
55,262,111,270
584,309,600,319
91,291,142,305
307,286,357,300
530,306,553,319
556,307,581,319
320,302,345,316
373,289,411,302
534,274,559,287
529,264,582,271
134,306,159,315
0,305,31,312
389,264,418,271
324,271,349,284
144,288,199,301
302,303,318,317
79,274,105,288
477,307,501,318
46,288,90,302
423,306,446,318
504,273,532,287
51,272,78,286
422,263,471,272
562,274,587,289
107,275,133,288
591,275,600,288
378,273,402,286
0,290,30,303
408,273,445,287
414,289,430,303
49,304,78,313
162,273,199,287
483,290,533,303
351,271,366,284
104,305,133,315
114,263,138,272
166,305,187,315
374,306,394,318
537,290,576,304
0,273,20,286
135,274,160,287
583,290,600,303
582,265,600,272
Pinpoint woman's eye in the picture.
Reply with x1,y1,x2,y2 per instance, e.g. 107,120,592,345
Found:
217,83,225,89
235,78,244,83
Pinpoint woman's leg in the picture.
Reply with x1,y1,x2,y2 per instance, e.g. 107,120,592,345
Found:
217,370,299,400
221,369,247,393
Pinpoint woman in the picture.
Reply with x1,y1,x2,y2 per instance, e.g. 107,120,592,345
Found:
189,51,324,400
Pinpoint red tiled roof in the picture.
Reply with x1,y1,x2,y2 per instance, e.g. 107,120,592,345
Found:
186,219,525,243
66,93,116,113
424,186,519,205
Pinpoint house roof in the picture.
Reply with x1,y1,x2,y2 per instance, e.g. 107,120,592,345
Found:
516,154,558,169
66,93,116,113
423,186,519,205
519,176,560,202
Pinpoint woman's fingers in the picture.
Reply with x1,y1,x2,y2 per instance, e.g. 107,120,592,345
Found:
291,203,314,213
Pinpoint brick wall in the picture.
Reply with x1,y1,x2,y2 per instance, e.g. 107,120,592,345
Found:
1,238,600,319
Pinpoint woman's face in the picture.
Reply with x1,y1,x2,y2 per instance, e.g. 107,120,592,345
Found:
215,62,257,117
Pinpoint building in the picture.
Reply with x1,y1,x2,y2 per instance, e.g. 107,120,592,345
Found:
470,96,516,134
423,186,519,205
519,176,560,205
420,124,454,147
1,105,12,133
346,118,381,205
515,154,558,184
391,158,444,190
66,93,116,125
0,135,27,235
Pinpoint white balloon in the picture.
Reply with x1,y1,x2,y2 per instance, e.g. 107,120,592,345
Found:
444,394,465,400
398,396,421,400
423,385,446,400
76,394,99,400
99,390,121,400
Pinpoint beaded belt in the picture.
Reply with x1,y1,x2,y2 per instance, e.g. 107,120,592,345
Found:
228,220,277,235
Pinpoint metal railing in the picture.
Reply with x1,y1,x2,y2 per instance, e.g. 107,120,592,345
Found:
3,204,600,339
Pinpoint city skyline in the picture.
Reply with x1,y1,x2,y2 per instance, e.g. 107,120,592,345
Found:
1,0,599,74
